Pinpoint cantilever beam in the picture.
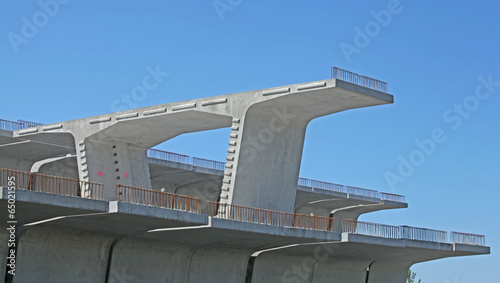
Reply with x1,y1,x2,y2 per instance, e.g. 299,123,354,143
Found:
12,79,393,207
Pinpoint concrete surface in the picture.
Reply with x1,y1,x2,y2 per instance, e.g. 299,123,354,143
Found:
224,79,393,212
0,189,489,282
11,79,392,210
14,226,112,283
0,76,489,282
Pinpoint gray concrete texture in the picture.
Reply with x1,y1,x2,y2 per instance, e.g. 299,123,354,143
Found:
0,128,407,224
0,190,489,283
10,79,392,212
0,78,489,282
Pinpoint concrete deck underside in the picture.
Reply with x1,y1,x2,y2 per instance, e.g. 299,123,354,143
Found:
0,189,488,283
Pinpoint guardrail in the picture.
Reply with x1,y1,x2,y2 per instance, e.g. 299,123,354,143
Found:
380,192,406,203
0,167,485,245
0,168,103,200
297,177,311,187
116,184,201,213
147,149,225,171
342,220,468,245
451,232,486,246
17,119,44,128
400,225,447,243
0,119,24,131
332,66,388,93
192,157,226,171
311,179,346,193
148,149,406,203
298,177,390,200
147,149,191,164
298,178,346,193
0,119,44,131
343,219,400,239
207,201,335,232
345,185,379,199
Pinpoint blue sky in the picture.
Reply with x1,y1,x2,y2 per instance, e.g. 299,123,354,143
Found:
1,1,498,281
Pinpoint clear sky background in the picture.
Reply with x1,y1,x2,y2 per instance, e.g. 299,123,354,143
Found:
1,1,498,282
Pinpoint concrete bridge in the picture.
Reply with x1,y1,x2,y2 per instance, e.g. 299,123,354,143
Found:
9,77,392,213
0,187,488,282
0,68,489,282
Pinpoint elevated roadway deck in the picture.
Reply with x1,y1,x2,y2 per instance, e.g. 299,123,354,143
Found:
0,189,488,283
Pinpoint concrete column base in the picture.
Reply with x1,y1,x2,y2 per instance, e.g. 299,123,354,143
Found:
13,226,113,283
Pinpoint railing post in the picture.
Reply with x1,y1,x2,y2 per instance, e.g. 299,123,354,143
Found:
400,225,408,239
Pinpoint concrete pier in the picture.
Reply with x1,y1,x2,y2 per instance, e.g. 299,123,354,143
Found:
0,73,489,282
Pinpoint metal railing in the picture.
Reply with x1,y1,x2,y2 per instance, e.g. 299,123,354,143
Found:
343,219,400,239
400,225,448,243
311,179,346,193
0,168,103,200
148,149,226,171
17,119,44,128
207,201,335,232
0,169,486,246
380,192,406,203
0,119,44,131
147,149,406,203
450,232,486,246
299,177,387,200
298,178,346,193
332,66,388,93
343,220,457,244
297,177,311,187
192,157,226,171
147,149,191,165
116,184,201,213
0,119,24,131
345,185,379,199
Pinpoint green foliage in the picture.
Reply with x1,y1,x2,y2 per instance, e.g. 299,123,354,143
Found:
407,269,422,283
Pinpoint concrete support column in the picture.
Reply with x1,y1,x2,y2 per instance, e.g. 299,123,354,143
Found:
109,239,251,282
312,259,370,282
108,238,193,282
221,106,307,212
252,254,316,283
367,260,412,283
76,139,151,200
253,253,371,283
187,248,251,283
13,226,113,283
